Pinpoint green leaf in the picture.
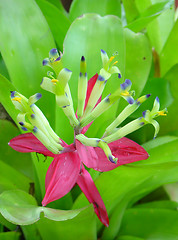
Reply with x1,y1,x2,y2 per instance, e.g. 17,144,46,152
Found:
122,0,140,24
119,208,178,239
116,236,144,240
0,55,9,79
0,214,16,231
160,19,178,76
57,14,125,142
69,0,121,22
126,1,173,33
124,28,152,97
0,0,56,126
135,0,174,54
36,0,71,50
136,137,178,166
0,190,87,225
134,200,178,210
0,119,33,179
0,232,21,240
36,206,96,240
158,65,178,135
0,75,18,123
45,0,67,14
0,159,32,193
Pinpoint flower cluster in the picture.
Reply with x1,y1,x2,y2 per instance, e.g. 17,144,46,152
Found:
9,49,167,226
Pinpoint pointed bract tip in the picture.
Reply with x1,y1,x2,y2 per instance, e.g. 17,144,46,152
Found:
118,73,122,79
10,91,16,98
142,110,147,118
36,93,42,100
101,49,106,54
156,96,159,102
81,56,85,61
21,127,28,131
42,59,48,66
125,79,132,86
108,155,116,164
98,75,105,81
127,97,134,104
146,94,151,98
33,126,38,133
120,82,127,90
49,48,58,55
64,68,72,72
55,56,61,62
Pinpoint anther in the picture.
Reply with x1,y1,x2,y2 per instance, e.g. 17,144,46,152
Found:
12,97,21,103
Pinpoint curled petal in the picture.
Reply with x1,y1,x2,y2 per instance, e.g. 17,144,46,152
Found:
77,165,109,227
82,73,101,134
76,138,149,172
8,133,55,157
84,73,98,109
42,151,81,206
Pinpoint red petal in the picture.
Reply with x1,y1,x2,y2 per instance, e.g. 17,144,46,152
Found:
82,73,101,134
77,165,109,227
76,138,149,172
84,73,98,110
42,151,81,206
8,133,55,157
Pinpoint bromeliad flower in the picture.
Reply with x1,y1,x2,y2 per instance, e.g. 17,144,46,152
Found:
9,49,166,226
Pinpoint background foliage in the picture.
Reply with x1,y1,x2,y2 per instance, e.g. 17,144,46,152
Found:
0,0,178,239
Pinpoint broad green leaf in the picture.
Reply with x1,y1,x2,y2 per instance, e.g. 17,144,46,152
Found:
116,236,144,240
45,0,67,14
0,214,16,231
126,1,173,33
134,200,178,210
0,232,21,240
135,0,174,54
142,135,178,151
21,224,41,240
160,19,178,76
158,65,178,135
164,182,178,202
122,0,140,24
0,190,87,225
69,0,121,22
0,0,56,126
124,28,152,97
0,159,32,193
0,119,33,179
57,14,125,142
36,206,96,240
36,0,71,50
0,55,9,79
119,208,178,239
136,137,178,166
0,75,18,123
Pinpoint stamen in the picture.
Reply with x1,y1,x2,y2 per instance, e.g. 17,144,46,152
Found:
121,91,130,96
113,61,118,65
12,97,21,103
158,111,167,116
109,56,115,62
51,79,58,83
